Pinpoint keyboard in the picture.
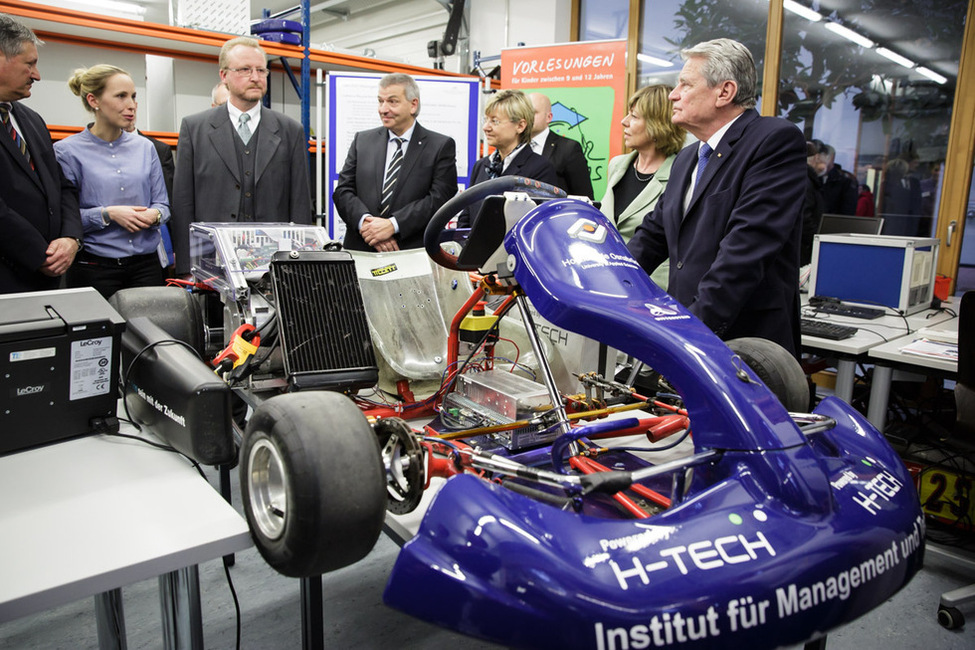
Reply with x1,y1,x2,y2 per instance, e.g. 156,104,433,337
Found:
801,318,858,340
813,301,885,320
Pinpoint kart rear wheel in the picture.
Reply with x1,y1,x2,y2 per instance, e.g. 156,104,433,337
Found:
727,337,810,412
240,392,386,577
109,286,205,357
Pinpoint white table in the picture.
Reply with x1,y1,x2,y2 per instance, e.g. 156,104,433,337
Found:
866,317,959,430
0,432,252,649
800,298,956,403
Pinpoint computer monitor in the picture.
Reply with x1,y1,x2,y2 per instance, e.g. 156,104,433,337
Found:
818,213,885,235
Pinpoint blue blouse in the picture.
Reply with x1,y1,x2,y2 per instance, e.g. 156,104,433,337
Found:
54,128,170,259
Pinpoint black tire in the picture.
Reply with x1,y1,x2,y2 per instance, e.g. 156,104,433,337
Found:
727,337,810,413
109,286,205,357
240,392,386,577
937,605,965,629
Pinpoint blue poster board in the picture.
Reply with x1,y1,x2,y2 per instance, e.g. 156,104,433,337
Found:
325,72,480,241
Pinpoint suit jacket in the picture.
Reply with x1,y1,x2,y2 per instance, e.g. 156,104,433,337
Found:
627,109,806,356
172,105,313,273
333,123,457,251
0,102,82,293
538,130,593,198
600,151,675,289
138,130,175,204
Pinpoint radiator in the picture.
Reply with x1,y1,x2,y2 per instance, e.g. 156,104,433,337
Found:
270,251,378,391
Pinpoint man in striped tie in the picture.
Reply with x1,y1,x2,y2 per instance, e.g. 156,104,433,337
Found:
334,73,457,253
0,14,82,294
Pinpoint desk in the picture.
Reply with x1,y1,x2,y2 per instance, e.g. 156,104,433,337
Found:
800,298,955,403
0,433,252,649
866,317,959,430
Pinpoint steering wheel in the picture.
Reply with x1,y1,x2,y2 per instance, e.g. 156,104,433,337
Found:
424,176,567,271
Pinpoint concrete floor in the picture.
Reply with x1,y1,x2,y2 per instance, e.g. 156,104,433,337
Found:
2,465,975,649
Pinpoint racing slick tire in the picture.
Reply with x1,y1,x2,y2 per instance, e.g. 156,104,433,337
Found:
727,337,810,413
240,391,386,577
109,286,205,357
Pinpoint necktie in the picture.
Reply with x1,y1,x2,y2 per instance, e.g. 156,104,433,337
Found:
695,142,712,189
380,137,404,216
486,153,503,179
237,113,252,145
0,103,33,169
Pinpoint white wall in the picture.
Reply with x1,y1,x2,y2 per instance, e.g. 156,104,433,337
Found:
20,0,571,132
468,0,572,65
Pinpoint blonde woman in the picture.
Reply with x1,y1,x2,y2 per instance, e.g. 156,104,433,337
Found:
458,90,557,228
600,84,685,288
54,64,169,298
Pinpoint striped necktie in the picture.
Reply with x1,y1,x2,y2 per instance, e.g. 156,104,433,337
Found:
0,103,33,169
380,137,404,216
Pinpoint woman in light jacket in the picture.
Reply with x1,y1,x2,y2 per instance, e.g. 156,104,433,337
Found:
600,84,685,289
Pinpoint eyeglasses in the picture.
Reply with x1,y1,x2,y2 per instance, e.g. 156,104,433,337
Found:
226,67,270,78
485,117,515,127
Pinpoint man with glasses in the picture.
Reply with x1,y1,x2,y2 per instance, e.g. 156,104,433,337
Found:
333,73,457,253
0,14,82,293
172,36,311,275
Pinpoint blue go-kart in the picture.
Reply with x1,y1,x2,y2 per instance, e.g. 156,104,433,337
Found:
237,177,924,650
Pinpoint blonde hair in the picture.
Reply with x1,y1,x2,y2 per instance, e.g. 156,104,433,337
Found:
484,89,534,146
628,84,686,157
67,64,129,114
219,36,266,70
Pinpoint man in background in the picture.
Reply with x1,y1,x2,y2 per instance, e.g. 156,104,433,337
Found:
528,92,593,198
334,73,457,252
816,141,857,215
628,38,806,357
0,14,81,293
172,36,312,275
211,81,229,107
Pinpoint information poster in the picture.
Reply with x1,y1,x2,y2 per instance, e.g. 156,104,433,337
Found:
501,40,628,200
326,72,480,241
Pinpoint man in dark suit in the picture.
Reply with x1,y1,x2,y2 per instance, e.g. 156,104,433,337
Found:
528,92,593,198
627,39,806,356
172,36,312,275
334,73,457,252
0,14,82,294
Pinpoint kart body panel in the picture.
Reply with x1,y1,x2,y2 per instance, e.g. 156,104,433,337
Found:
384,199,923,648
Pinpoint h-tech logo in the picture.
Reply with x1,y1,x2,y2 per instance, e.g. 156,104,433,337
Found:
567,218,607,244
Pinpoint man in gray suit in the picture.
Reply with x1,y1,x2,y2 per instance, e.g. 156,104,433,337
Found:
172,37,312,275
333,73,457,253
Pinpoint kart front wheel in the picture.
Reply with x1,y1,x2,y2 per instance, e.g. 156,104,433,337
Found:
240,392,386,577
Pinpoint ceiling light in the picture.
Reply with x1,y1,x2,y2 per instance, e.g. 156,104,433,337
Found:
637,53,674,68
784,0,822,23
876,47,915,69
823,22,875,49
61,0,147,17
916,66,948,84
